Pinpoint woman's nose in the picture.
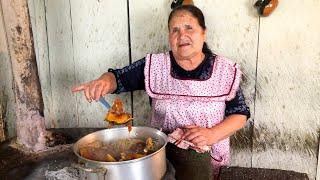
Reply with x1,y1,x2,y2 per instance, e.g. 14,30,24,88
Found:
178,30,187,38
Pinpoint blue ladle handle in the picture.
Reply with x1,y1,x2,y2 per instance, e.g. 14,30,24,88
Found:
99,96,111,110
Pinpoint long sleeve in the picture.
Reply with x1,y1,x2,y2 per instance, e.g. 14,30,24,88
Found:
108,57,146,93
225,88,250,119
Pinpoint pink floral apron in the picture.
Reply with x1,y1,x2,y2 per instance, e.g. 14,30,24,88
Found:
144,52,241,177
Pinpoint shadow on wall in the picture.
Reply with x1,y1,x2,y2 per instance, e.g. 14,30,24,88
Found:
0,50,12,141
0,89,8,142
231,121,319,157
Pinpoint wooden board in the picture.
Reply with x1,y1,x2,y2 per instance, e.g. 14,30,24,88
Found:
28,0,52,128
129,0,171,126
0,2,16,138
69,0,130,127
253,0,320,179
195,0,259,167
41,0,131,128
44,0,77,128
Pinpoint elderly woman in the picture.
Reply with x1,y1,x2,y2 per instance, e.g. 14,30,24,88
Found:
73,5,250,180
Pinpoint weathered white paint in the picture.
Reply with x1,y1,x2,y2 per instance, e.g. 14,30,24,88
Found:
32,0,131,128
129,0,171,126
44,0,77,128
69,0,130,127
0,3,16,138
28,0,52,128
253,0,320,179
195,0,259,167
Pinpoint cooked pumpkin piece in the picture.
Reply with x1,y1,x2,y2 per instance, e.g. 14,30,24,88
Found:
105,154,117,162
105,98,133,124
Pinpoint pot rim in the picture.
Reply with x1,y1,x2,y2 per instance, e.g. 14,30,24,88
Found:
73,126,168,165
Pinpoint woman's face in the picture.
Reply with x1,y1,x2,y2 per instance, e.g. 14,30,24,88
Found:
169,11,206,60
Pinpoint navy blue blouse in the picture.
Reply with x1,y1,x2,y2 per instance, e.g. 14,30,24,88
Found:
109,51,250,119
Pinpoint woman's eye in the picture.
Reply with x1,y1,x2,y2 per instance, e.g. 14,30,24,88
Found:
185,25,193,30
172,28,179,33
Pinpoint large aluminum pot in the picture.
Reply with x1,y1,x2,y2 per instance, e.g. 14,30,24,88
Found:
73,126,168,180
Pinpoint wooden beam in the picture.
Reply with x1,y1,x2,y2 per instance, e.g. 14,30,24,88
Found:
1,0,46,151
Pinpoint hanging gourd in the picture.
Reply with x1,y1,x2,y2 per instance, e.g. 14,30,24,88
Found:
171,0,194,9
254,0,279,16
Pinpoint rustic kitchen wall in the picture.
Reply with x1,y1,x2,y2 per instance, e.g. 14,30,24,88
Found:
253,0,320,178
28,0,131,128
195,0,259,169
1,0,319,179
0,2,16,139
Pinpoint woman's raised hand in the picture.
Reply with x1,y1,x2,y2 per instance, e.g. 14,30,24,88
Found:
71,72,117,102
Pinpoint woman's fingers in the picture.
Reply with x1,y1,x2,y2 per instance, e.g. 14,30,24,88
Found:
94,84,104,101
181,127,212,146
84,86,91,102
101,85,110,96
71,83,92,102
183,130,201,141
71,84,86,92
182,127,198,138
190,136,207,146
181,125,199,139
89,81,98,101
71,82,91,102
71,72,115,102
185,133,209,146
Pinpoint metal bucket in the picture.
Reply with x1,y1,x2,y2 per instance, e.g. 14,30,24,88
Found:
73,126,167,180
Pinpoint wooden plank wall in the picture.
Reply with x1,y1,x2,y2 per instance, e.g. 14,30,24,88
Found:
28,0,131,128
253,1,320,179
0,2,16,139
1,0,319,179
28,0,51,128
69,0,130,127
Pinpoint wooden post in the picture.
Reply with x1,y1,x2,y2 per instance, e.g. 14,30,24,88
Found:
1,0,46,151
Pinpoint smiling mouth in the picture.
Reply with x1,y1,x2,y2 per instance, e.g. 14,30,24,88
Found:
178,43,190,47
